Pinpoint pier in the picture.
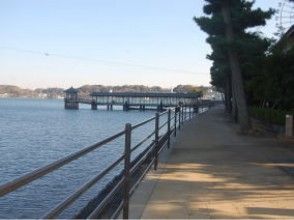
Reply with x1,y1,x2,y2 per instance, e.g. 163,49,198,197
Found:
64,87,208,111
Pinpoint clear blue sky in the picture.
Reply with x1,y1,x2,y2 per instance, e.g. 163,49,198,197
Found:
0,0,277,89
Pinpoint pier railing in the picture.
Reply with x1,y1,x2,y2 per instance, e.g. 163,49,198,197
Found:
0,105,205,219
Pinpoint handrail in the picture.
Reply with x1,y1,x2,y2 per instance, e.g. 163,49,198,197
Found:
159,110,168,117
43,155,125,219
130,142,155,175
132,115,156,130
0,103,212,219
159,120,168,131
131,131,155,153
0,130,125,197
88,177,125,219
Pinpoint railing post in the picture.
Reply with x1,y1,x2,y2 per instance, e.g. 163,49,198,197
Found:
167,109,171,148
285,114,293,137
181,106,184,125
123,123,132,219
189,107,192,120
154,112,159,170
178,106,181,130
174,110,177,137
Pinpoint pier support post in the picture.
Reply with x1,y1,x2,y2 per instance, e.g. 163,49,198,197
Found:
123,123,131,219
91,102,97,110
194,105,199,114
123,101,129,111
65,101,79,110
157,102,163,112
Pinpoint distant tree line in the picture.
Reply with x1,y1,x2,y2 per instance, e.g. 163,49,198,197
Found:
77,84,209,97
195,0,293,131
0,84,209,98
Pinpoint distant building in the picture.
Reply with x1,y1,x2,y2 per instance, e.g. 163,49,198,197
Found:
202,88,223,101
64,87,79,109
38,93,48,99
0,93,9,98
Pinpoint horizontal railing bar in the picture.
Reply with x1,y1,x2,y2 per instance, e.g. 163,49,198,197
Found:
43,155,125,219
158,133,168,154
156,133,169,157
132,116,156,130
158,121,168,131
110,200,124,219
158,140,168,155
130,143,155,175
131,131,155,153
87,177,125,219
129,157,155,196
159,110,168,117
0,130,125,197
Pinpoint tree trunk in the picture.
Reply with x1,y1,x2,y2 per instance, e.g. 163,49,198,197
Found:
221,0,250,132
225,76,232,113
232,87,238,122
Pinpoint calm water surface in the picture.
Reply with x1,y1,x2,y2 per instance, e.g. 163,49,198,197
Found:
0,98,162,218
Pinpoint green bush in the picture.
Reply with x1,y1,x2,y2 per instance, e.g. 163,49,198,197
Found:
250,107,293,125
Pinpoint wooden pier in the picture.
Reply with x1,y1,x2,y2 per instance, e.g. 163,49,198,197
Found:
64,87,209,111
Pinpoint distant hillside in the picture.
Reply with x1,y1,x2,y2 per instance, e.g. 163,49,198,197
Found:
0,85,64,99
0,84,210,99
0,85,34,97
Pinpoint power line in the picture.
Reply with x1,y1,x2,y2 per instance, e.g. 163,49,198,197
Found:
0,46,204,75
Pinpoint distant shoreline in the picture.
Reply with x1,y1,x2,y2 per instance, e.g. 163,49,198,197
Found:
0,97,63,100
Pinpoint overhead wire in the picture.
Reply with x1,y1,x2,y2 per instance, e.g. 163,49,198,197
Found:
0,46,204,75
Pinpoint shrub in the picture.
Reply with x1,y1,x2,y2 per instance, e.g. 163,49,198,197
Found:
250,107,293,125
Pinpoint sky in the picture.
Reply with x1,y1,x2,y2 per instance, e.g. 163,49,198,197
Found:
0,0,279,89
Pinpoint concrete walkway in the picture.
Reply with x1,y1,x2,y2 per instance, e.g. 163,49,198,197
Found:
129,105,294,219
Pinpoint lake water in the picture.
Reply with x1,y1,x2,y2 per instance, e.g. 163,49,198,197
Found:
0,98,165,218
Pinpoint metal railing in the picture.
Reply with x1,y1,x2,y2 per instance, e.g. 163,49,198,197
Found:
0,105,202,219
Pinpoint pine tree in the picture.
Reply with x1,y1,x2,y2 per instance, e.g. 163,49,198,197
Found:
194,0,274,132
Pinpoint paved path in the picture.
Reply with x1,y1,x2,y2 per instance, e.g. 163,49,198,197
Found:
129,105,294,219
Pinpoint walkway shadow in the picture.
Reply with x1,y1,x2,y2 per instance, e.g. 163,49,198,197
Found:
139,106,294,219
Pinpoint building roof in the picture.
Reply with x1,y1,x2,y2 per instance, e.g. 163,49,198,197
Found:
64,87,79,93
90,92,201,99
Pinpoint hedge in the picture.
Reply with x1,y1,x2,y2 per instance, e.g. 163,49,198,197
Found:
250,107,293,125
